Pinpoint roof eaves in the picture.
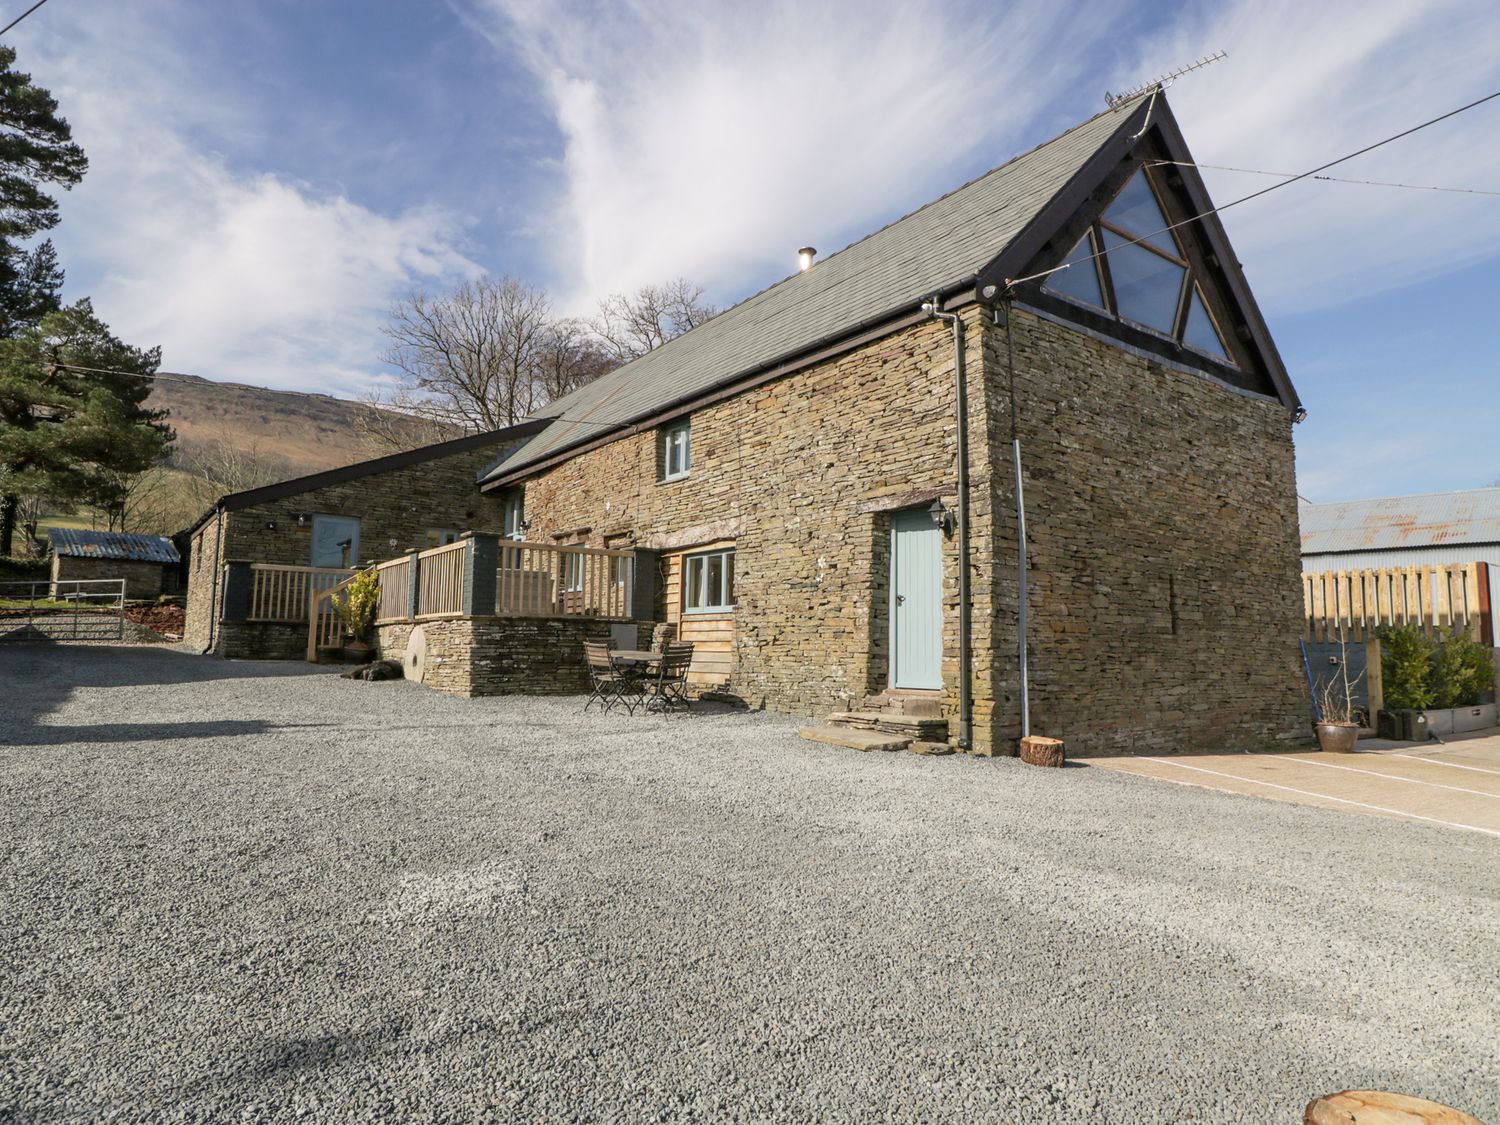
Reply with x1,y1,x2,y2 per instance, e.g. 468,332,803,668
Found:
479,284,979,489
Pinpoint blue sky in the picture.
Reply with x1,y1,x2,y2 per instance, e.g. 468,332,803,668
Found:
8,0,1500,502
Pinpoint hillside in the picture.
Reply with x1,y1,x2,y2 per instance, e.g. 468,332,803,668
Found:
147,374,419,477
28,375,457,543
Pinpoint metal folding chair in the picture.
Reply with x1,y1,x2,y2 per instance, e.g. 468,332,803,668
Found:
644,641,694,712
583,640,637,714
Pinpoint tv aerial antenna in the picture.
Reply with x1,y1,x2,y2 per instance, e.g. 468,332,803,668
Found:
1105,51,1227,109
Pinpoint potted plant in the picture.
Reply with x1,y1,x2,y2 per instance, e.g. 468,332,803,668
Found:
1314,636,1363,753
333,568,380,664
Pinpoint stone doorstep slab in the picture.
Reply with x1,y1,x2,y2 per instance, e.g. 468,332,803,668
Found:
860,694,945,719
800,725,911,752
828,711,948,735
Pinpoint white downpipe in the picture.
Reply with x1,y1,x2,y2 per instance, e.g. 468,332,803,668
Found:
1012,437,1030,739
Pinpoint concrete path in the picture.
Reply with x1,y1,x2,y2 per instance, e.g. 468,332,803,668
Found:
1084,731,1500,838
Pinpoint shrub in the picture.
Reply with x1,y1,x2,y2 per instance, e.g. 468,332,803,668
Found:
1379,625,1436,711
1433,629,1494,708
333,569,380,638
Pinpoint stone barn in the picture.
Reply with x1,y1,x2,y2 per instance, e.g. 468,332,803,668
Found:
455,92,1310,757
183,420,547,658
48,529,180,600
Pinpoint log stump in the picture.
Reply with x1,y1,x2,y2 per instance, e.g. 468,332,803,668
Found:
1304,1090,1485,1125
1019,735,1065,768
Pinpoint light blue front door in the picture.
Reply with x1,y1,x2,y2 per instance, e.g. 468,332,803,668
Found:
310,514,360,568
890,510,943,690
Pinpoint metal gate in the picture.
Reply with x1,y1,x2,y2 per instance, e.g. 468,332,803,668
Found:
0,578,126,642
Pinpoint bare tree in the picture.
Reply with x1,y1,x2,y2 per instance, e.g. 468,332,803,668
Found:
535,318,617,404
352,388,462,456
381,277,555,433
177,424,290,497
589,278,716,364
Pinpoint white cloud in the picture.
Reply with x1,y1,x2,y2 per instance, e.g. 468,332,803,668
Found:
472,0,1128,310
1129,0,1500,314
478,0,1500,320
17,2,481,397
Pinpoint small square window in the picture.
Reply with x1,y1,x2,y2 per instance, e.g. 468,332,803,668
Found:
426,528,459,549
661,420,691,481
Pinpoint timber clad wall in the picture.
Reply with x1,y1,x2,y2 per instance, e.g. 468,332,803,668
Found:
184,444,517,655
376,617,651,697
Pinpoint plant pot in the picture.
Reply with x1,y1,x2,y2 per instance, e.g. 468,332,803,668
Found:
1315,721,1359,754
343,639,374,665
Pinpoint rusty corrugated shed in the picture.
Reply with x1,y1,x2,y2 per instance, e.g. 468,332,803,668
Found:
1300,487,1500,554
47,528,180,564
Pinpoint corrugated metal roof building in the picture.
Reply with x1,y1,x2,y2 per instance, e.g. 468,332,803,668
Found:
1300,488,1500,634
48,528,181,564
48,529,181,600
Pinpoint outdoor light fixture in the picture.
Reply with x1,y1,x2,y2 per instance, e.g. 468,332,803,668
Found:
928,498,956,536
264,520,277,531
295,513,309,527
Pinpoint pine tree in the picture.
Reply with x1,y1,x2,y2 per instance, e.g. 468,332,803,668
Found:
0,300,173,553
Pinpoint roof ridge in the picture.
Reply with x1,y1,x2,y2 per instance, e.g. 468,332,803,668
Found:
542,99,1141,418
1304,484,1500,508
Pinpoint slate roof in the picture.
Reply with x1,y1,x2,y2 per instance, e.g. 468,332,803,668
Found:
49,528,180,564
1300,488,1500,554
480,101,1149,485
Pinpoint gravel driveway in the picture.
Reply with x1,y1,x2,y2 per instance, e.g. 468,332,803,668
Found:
2,644,1497,1123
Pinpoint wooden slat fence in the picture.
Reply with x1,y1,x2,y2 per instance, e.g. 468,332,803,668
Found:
305,570,364,660
416,539,468,618
374,555,412,623
248,564,355,622
1302,562,1490,643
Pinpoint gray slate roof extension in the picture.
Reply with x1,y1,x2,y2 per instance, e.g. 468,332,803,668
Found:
480,102,1144,484
48,528,180,564
1300,487,1500,554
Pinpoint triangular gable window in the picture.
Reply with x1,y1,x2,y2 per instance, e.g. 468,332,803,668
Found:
1182,285,1230,360
1042,168,1236,367
1043,230,1106,310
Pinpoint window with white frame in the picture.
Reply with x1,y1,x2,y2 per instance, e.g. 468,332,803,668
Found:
661,419,691,481
683,548,735,613
564,548,585,593
500,490,525,539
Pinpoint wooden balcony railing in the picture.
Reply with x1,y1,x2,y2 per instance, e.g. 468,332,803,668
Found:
247,564,355,622
498,541,634,619
297,534,640,660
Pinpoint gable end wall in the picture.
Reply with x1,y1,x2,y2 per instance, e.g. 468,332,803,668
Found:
982,306,1308,754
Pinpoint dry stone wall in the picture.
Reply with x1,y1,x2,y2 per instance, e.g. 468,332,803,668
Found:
376,617,645,697
51,556,164,600
497,313,999,747
980,307,1308,754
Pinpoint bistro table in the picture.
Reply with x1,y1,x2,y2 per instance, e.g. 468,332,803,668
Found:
609,649,662,712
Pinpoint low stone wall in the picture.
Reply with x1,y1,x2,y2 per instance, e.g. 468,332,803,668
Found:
378,616,650,697
216,621,308,661
51,555,164,601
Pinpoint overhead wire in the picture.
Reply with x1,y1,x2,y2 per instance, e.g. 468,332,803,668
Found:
1005,85,1500,290
1149,159,1500,198
0,0,52,37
